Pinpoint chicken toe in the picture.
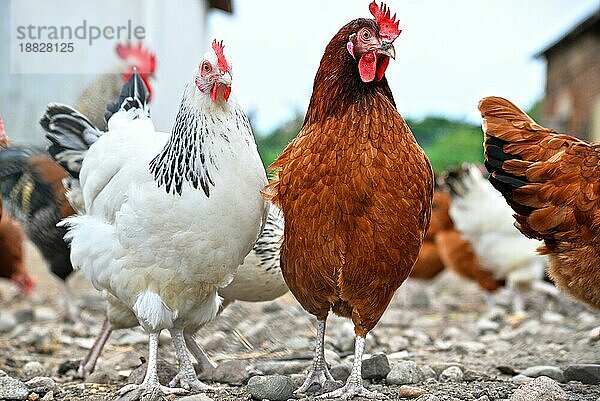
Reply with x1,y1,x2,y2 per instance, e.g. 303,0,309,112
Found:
295,319,335,395
317,336,385,400
170,329,215,392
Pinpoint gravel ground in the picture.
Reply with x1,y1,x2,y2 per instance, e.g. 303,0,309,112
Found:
0,243,599,401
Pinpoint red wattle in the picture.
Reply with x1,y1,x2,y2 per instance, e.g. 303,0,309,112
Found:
376,56,390,81
358,50,377,83
211,83,218,101
224,86,231,102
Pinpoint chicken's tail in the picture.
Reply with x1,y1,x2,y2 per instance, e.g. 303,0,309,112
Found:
104,67,150,125
41,104,102,180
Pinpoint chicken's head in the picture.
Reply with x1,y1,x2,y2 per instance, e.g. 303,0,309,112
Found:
194,39,232,103
0,115,10,148
347,1,401,83
116,42,156,98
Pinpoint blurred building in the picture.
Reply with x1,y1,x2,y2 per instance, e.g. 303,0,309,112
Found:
0,0,232,143
537,8,600,140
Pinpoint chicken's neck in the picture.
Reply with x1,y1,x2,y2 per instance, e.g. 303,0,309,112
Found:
149,84,250,197
304,45,396,127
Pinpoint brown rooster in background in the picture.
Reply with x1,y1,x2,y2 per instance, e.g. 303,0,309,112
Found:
74,42,156,131
264,2,434,398
0,118,35,296
482,96,600,310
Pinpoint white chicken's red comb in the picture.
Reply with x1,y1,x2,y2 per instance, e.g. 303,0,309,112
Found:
369,1,401,42
211,39,230,73
115,42,157,76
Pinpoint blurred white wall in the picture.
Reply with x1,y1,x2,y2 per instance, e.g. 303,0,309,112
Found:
0,0,218,143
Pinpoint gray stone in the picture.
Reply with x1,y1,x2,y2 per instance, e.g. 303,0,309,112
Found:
420,365,437,380
541,311,564,323
0,376,30,400
521,365,564,383
430,363,464,376
362,353,390,380
40,391,54,401
200,360,252,385
386,361,424,385
246,374,295,401
22,362,47,381
13,308,34,323
331,322,355,352
177,394,214,401
388,336,410,351
511,374,534,384
127,359,177,385
476,318,500,333
24,377,57,395
86,370,120,384
439,366,463,383
563,364,600,384
510,376,567,401
324,349,341,365
253,360,310,375
0,313,17,333
33,307,59,322
455,341,486,354
330,364,351,381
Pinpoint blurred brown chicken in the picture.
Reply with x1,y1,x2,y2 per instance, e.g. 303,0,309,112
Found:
410,184,503,294
0,117,35,295
482,96,600,309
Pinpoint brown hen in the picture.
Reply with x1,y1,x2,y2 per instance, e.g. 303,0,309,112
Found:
481,96,600,310
264,2,433,398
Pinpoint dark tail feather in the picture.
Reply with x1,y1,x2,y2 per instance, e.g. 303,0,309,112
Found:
40,104,102,179
104,67,150,123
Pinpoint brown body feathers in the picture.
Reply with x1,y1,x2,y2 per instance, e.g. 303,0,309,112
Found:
265,18,434,337
481,96,600,309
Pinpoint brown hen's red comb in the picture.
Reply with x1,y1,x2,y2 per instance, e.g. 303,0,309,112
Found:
369,1,401,42
115,42,157,76
212,39,230,73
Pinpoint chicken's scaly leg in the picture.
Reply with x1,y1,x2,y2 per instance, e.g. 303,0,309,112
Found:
184,331,217,372
294,318,334,395
317,336,384,400
169,328,214,391
118,332,187,396
78,317,113,378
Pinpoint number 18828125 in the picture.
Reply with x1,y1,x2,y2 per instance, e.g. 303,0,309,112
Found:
19,42,74,52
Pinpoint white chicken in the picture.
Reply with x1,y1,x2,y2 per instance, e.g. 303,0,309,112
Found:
61,41,268,396
42,80,287,381
444,163,557,312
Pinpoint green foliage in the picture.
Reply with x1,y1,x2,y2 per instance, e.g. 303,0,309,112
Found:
256,112,303,168
256,113,485,173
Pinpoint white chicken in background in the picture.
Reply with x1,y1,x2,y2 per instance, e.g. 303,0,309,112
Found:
444,163,558,313
60,40,268,397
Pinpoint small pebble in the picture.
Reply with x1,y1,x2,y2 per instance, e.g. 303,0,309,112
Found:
386,361,424,385
246,374,295,401
22,362,47,381
0,376,30,400
398,385,428,397
25,377,57,395
520,365,564,382
563,364,600,384
0,313,18,333
439,366,463,383
362,353,390,380
510,376,567,401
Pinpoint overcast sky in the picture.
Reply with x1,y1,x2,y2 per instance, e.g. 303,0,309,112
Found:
208,0,599,133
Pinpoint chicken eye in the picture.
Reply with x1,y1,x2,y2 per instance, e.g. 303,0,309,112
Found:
201,62,212,73
362,30,372,41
